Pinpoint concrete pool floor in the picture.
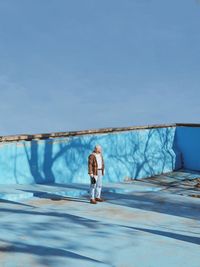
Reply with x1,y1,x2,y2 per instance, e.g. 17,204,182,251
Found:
0,169,200,267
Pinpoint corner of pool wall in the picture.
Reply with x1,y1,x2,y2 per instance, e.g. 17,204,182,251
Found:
0,122,199,185
175,123,200,172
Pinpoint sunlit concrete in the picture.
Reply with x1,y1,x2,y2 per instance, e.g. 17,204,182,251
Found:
0,170,200,267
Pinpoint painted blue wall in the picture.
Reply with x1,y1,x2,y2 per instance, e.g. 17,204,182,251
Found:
176,127,200,171
0,127,181,184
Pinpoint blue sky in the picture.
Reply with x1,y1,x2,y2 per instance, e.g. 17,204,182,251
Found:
0,0,200,135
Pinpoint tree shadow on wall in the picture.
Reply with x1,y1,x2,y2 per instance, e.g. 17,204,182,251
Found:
108,127,181,180
19,127,182,185
22,136,98,184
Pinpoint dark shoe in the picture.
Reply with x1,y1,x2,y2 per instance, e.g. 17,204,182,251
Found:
90,199,97,204
95,198,104,202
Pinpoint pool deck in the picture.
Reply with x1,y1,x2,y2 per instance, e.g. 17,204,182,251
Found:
0,169,200,267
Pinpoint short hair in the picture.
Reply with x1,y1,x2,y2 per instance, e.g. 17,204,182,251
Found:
94,145,102,150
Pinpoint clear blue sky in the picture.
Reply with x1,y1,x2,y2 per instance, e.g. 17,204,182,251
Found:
0,0,200,135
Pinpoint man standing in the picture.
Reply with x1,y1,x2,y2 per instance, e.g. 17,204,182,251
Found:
88,145,105,204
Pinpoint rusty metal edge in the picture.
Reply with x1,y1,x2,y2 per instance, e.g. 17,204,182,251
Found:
176,123,200,127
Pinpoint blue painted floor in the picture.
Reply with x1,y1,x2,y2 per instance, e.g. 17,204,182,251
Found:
0,170,200,267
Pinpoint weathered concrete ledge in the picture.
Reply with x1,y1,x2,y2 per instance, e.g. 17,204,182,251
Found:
1,122,199,143
0,123,176,142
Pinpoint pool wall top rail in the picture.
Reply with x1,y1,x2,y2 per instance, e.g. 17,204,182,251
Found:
0,123,177,142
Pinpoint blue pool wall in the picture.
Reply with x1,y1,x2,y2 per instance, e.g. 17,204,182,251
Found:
0,126,182,185
176,126,200,171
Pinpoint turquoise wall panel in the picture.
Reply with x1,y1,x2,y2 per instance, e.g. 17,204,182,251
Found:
176,127,200,171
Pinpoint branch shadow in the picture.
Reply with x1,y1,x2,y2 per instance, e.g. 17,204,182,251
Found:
122,225,200,246
104,191,200,220
0,241,104,265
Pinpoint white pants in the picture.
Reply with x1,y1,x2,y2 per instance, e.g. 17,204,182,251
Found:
90,170,102,199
